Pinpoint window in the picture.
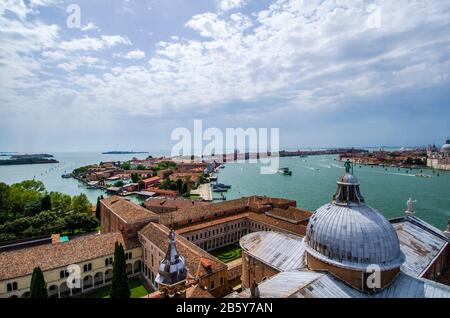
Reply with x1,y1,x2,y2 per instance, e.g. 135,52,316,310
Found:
60,270,69,279
210,281,215,290
83,263,92,272
7,282,18,292
125,252,133,260
105,257,113,266
220,277,224,286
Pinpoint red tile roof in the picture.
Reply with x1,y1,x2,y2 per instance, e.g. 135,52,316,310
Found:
101,196,159,223
139,223,227,279
0,232,138,281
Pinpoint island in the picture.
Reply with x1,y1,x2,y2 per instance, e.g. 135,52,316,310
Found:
0,154,59,165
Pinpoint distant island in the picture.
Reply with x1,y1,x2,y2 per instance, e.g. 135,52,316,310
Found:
0,154,59,166
102,151,149,154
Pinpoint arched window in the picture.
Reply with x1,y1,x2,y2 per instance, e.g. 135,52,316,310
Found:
7,282,18,292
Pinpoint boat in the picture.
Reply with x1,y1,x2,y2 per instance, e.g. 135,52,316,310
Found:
213,188,228,193
279,167,292,176
210,176,218,182
415,174,432,179
215,183,231,189
61,173,71,179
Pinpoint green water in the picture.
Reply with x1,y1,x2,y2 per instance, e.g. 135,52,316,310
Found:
1,153,449,230
0,152,163,204
215,155,450,230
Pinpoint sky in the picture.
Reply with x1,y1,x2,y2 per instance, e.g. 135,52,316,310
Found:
0,0,450,153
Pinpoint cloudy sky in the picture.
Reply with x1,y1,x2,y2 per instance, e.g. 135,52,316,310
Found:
1,0,450,152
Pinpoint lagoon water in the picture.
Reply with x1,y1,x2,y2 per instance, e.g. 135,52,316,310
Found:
216,155,450,230
0,152,449,230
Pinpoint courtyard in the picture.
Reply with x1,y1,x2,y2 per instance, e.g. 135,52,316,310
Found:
81,277,151,298
210,244,242,263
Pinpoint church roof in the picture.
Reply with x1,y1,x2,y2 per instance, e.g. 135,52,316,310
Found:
392,216,449,278
231,270,450,298
305,172,404,271
240,231,306,272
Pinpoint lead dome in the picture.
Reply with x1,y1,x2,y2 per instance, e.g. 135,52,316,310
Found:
305,171,405,273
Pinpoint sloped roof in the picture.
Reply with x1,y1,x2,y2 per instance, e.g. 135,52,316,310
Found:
139,222,227,279
232,270,450,298
392,216,449,277
102,196,159,223
240,231,306,272
0,232,138,280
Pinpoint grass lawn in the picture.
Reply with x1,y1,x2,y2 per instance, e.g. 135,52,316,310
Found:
210,244,242,263
83,278,150,298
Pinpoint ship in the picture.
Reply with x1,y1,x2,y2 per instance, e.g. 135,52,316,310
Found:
279,167,292,176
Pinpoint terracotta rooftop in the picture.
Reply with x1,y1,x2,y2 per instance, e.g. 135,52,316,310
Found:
175,214,247,234
139,223,227,279
160,196,296,226
248,212,308,236
0,232,138,281
101,196,159,223
186,284,214,298
265,206,312,224
144,197,210,212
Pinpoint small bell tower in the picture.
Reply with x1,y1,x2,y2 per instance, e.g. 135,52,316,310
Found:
155,229,188,298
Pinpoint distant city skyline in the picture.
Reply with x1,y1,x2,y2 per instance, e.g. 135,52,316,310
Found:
1,0,450,152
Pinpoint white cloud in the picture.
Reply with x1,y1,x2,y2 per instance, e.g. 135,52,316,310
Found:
217,0,247,12
118,50,146,59
81,22,99,31
2,0,450,121
186,12,252,39
59,35,131,51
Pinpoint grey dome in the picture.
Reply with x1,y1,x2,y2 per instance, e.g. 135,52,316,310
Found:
305,172,405,271
341,173,359,185
441,143,450,153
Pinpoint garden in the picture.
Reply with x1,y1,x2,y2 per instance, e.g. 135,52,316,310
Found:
210,244,242,263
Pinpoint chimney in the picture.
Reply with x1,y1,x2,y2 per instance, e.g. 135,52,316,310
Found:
51,234,61,244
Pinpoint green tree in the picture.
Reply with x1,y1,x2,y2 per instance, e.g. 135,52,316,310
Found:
71,193,90,214
40,195,52,211
95,195,103,221
114,181,125,187
131,173,140,183
30,266,47,298
182,182,189,196
121,162,131,170
176,178,183,195
110,242,130,298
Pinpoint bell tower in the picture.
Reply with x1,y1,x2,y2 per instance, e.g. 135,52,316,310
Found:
155,229,188,298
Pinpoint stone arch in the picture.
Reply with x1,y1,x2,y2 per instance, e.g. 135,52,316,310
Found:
133,260,142,274
21,292,30,298
83,275,93,290
48,284,59,298
59,282,70,297
126,263,133,275
105,269,112,283
94,272,104,286
9,295,18,298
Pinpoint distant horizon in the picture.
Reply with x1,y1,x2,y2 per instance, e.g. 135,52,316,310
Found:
1,1,450,151
0,144,444,155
